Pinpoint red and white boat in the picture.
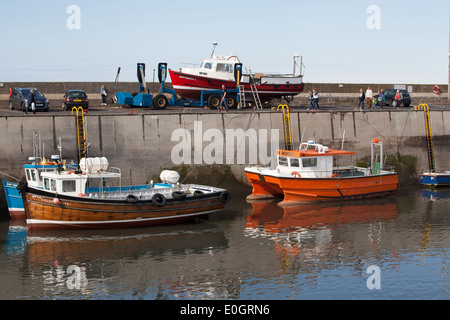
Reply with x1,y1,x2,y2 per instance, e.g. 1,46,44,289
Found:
169,46,304,104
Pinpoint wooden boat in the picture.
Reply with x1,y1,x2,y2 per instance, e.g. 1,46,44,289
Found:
244,139,398,206
19,157,230,230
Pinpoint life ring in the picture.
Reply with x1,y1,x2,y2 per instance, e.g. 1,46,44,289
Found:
172,191,186,200
126,194,139,203
152,193,166,207
219,191,230,203
193,190,204,198
291,171,301,178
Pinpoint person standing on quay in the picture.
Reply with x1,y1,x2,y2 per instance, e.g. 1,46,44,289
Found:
377,89,385,109
313,88,319,110
365,86,373,109
100,85,107,106
358,88,365,110
26,89,35,115
307,90,314,110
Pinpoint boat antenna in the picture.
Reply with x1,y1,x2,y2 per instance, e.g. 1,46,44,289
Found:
211,42,218,58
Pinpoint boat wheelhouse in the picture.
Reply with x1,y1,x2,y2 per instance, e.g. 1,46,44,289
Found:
3,155,76,219
245,139,399,206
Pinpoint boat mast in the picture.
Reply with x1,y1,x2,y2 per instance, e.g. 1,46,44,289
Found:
211,42,218,58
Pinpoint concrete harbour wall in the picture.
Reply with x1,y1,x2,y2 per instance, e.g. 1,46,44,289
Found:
0,110,448,186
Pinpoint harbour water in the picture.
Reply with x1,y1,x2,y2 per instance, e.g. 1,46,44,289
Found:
0,184,449,301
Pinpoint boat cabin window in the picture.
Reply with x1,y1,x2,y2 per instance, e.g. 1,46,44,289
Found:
63,180,76,193
216,63,233,73
278,156,289,166
302,158,318,168
43,178,57,191
26,169,37,182
201,62,213,70
290,158,300,167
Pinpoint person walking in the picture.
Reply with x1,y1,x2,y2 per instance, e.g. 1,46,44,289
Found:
365,86,373,109
218,85,227,112
100,85,107,105
313,88,319,110
377,89,385,109
307,90,314,110
358,88,365,110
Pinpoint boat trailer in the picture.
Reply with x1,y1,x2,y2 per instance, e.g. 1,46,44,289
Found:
115,63,243,110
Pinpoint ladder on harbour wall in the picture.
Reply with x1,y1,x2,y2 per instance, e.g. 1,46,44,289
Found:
245,68,263,109
72,107,87,162
419,104,435,173
238,85,246,109
277,104,293,151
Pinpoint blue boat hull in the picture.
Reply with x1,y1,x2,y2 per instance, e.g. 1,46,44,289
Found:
419,173,450,187
2,180,25,219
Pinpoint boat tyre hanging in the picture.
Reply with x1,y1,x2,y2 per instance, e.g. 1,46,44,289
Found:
172,191,186,200
219,191,230,203
126,194,139,203
16,180,29,194
193,190,204,198
152,193,166,207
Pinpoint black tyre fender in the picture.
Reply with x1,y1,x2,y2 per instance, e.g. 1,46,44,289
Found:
153,94,169,110
207,94,221,109
16,180,29,194
152,193,166,207
193,190,204,198
126,194,139,203
172,191,186,200
219,191,230,203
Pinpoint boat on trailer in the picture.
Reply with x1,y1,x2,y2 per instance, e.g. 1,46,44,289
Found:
244,139,398,206
169,44,304,105
19,157,230,231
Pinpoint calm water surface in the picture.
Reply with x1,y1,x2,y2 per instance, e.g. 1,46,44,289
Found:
1,185,449,300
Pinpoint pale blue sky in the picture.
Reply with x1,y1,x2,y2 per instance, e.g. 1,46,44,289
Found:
0,0,448,84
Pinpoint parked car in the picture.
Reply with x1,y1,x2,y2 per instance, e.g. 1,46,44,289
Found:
62,90,89,111
9,88,50,112
374,89,411,108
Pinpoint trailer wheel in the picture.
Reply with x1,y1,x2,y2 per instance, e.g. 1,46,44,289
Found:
207,94,221,109
153,95,168,110
226,95,238,109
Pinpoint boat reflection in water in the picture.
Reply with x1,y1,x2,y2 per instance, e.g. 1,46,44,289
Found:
245,199,398,264
5,220,228,297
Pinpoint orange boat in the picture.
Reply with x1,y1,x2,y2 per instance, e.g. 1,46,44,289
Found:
245,139,398,206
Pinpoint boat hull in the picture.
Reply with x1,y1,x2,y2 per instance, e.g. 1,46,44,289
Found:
2,180,25,219
419,172,450,187
22,188,229,230
245,170,399,206
169,70,304,103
